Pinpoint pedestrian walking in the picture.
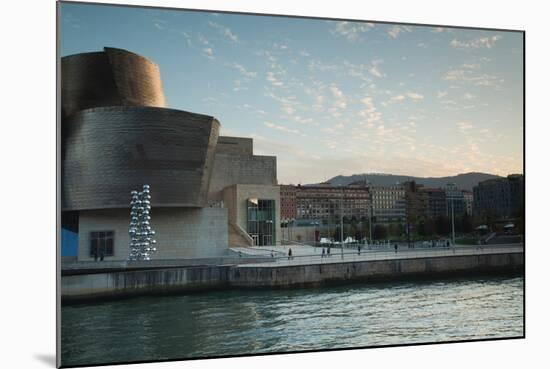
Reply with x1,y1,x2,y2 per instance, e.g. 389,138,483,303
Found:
322,248,326,258
288,248,293,260
327,246,331,257
358,245,361,255
394,243,398,253
100,248,105,261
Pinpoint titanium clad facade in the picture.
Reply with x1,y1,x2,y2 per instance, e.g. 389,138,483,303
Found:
104,47,167,108
62,106,220,211
61,47,166,118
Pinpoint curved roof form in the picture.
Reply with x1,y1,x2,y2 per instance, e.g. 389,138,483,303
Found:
61,47,166,118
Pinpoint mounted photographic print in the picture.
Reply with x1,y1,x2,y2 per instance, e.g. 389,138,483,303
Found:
58,1,524,367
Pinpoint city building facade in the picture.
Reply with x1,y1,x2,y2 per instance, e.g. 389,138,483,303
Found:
294,184,371,223
280,184,297,222
473,174,524,220
421,188,447,220
370,185,406,224
403,181,427,224
462,190,473,215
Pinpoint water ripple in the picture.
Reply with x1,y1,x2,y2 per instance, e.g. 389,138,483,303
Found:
62,276,523,366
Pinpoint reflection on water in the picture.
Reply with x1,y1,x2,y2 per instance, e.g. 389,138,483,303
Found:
61,276,524,366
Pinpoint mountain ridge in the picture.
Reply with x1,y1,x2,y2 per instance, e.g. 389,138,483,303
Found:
306,172,507,191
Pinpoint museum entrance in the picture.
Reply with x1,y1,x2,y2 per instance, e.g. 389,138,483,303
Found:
246,198,276,246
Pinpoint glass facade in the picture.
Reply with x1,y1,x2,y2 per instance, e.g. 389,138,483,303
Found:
247,198,276,246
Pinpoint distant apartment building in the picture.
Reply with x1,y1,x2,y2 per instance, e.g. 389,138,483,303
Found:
403,181,427,224
279,184,297,221
473,174,524,220
421,188,447,219
280,183,371,222
462,190,473,215
370,185,406,224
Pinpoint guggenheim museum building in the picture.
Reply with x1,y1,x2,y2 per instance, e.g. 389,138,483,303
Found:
61,47,281,261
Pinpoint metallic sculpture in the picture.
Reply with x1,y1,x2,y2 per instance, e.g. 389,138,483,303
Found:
128,185,157,260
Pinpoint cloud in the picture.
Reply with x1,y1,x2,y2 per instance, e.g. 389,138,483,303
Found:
359,97,382,124
308,59,338,72
264,122,300,134
197,34,210,46
387,92,423,104
202,48,214,59
330,85,347,109
331,21,375,42
437,91,448,99
443,66,503,88
231,63,257,78
266,71,284,87
208,21,240,43
387,25,413,39
369,65,384,78
406,92,424,100
181,31,193,47
273,43,289,50
368,59,385,78
391,95,405,102
450,35,502,49
457,121,473,132
152,18,167,30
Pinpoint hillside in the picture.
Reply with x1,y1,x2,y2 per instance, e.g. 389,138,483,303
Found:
312,172,503,191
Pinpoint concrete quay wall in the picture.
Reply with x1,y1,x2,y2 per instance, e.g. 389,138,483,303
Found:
61,252,524,302
230,253,524,288
62,265,231,302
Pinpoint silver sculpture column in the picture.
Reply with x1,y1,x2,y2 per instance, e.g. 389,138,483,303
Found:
128,185,157,260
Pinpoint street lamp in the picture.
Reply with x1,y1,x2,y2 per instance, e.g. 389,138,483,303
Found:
340,187,344,259
447,183,457,246
266,219,274,246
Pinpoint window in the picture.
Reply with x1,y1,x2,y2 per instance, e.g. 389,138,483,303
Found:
247,199,276,246
90,231,114,257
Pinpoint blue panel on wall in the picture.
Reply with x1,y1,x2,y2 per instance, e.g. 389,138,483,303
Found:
61,228,79,256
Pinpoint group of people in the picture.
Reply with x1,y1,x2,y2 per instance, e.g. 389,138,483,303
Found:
321,247,332,258
92,248,105,262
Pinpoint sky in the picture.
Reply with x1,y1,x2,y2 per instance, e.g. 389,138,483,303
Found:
60,2,524,185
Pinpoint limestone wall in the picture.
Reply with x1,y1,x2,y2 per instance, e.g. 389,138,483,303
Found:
77,207,228,261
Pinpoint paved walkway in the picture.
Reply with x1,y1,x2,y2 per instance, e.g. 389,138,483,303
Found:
234,244,524,268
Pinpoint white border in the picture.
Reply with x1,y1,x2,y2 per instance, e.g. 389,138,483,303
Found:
2,1,548,368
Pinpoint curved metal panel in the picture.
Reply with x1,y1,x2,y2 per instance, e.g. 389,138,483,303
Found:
61,48,166,118
104,47,167,108
62,106,220,211
61,51,122,118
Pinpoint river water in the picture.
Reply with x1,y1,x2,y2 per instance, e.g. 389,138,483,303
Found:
61,276,523,367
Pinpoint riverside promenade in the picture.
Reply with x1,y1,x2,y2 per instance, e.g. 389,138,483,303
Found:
61,243,523,302
231,243,523,267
